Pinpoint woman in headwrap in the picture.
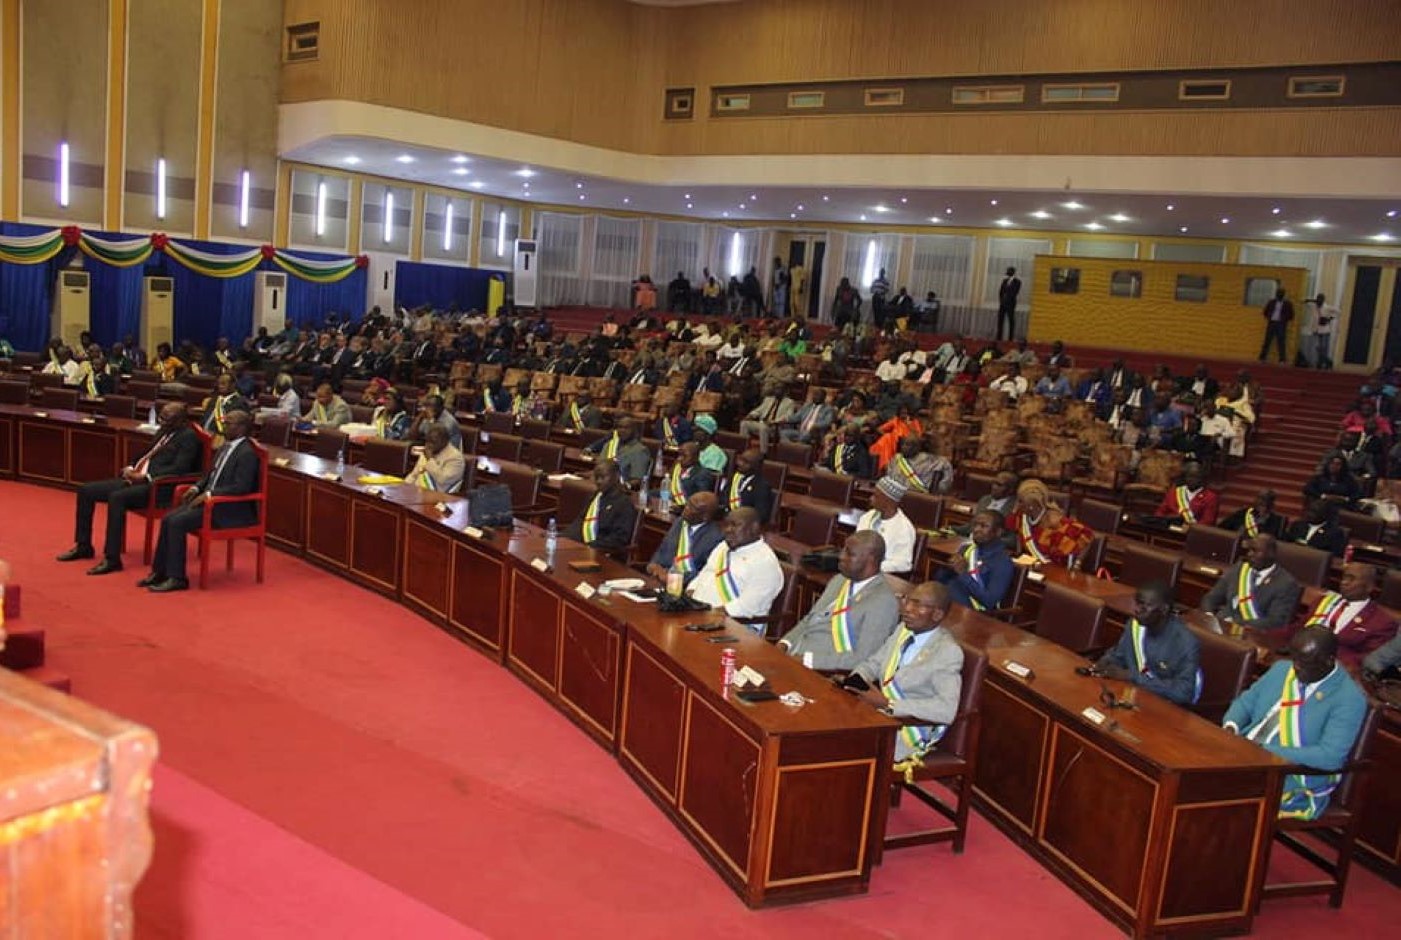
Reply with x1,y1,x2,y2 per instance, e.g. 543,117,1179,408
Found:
1006,478,1095,567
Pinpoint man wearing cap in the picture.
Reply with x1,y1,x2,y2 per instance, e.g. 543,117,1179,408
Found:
718,449,775,523
646,492,724,587
855,477,919,574
779,531,900,671
692,414,729,474
687,507,785,628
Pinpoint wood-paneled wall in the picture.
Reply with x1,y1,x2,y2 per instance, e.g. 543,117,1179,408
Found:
281,0,1401,157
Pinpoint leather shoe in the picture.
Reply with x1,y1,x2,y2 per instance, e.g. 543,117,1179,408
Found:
86,559,123,576
148,577,189,593
57,545,95,562
136,573,162,588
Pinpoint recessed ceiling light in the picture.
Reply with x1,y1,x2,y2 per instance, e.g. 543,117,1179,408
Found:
686,202,693,209
452,167,469,176
928,217,941,223
945,207,953,214
1084,222,1105,231
1165,204,1175,211
994,218,1013,227
522,180,529,188
1371,233,1396,242
684,193,691,199
469,180,486,189
395,154,415,164
623,197,630,204
343,156,361,165
1030,210,1052,220
515,168,535,178
749,194,757,201
1303,219,1327,229
576,182,584,189
1062,201,1085,210
822,195,829,202
1108,213,1130,223
789,213,797,219
451,155,470,164
989,199,999,206
579,194,586,201
1220,217,1231,224
1180,226,1189,233
1388,210,1398,218
859,214,867,222
722,211,729,218
900,197,908,204
796,204,805,211
1271,207,1282,214
1271,229,1293,238
873,205,891,213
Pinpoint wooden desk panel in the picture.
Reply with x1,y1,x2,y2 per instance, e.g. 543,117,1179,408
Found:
557,600,623,745
401,515,453,621
449,537,507,655
305,482,352,570
68,427,119,483
619,643,687,801
1359,717,1401,869
507,567,563,695
0,413,13,477
18,419,66,483
975,681,1051,835
349,498,401,595
265,471,307,550
678,693,762,883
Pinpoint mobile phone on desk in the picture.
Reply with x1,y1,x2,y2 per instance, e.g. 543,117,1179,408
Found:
705,635,738,644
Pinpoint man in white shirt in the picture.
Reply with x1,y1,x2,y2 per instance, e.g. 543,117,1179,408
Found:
1304,293,1339,370
687,507,785,629
778,531,900,671
989,362,1028,400
44,347,84,386
875,352,907,383
855,477,918,574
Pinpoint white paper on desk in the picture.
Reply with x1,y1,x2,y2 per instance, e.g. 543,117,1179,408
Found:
1026,570,1046,583
620,590,656,604
548,473,583,482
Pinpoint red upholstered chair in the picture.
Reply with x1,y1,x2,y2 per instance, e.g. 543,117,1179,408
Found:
174,441,269,589
807,468,855,505
135,425,214,564
902,492,944,531
1017,582,1107,655
790,504,838,548
882,639,989,856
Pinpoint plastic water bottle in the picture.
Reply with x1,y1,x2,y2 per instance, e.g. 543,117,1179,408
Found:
638,475,650,510
666,559,685,597
335,447,345,479
545,517,558,562
147,403,158,427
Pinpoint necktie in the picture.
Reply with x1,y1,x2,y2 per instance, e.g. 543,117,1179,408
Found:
896,632,917,669
207,441,238,492
133,433,170,477
764,398,778,421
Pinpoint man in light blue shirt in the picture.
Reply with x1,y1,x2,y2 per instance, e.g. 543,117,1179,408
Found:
1034,364,1071,398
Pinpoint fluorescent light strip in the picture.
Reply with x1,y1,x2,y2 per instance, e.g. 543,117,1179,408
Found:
156,158,167,219
727,231,742,277
58,142,70,207
384,192,395,243
315,181,328,236
239,170,251,228
443,202,454,251
496,209,507,258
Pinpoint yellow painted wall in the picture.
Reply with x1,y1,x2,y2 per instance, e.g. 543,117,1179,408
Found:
1027,255,1309,359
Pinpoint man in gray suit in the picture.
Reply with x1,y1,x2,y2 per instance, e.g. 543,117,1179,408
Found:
840,581,964,762
779,532,899,671
779,388,835,445
740,384,800,453
1200,535,1303,633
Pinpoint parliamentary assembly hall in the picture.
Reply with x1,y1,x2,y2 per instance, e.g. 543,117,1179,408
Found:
2,0,1400,936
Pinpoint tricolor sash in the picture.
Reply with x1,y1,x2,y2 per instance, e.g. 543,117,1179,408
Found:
314,401,331,424
85,366,99,398
512,394,531,417
1243,508,1260,538
1128,618,1150,675
1274,667,1343,820
961,543,986,611
581,494,602,543
1172,486,1197,524
713,546,740,603
1305,592,1349,631
1233,565,1261,621
891,454,928,492
417,470,439,491
667,464,686,506
881,626,944,754
570,402,585,430
834,444,850,475
674,523,694,573
727,474,746,511
662,419,677,446
211,395,234,433
829,579,855,653
602,434,620,460
1019,514,1050,563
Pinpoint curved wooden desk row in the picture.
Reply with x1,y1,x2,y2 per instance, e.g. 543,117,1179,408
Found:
0,405,1296,934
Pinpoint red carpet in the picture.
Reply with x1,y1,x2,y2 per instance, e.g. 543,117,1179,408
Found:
3,479,1396,937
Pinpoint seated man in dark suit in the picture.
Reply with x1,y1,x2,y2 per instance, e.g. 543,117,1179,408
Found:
1219,490,1286,539
660,442,715,512
558,392,603,431
200,372,249,439
1284,499,1348,557
1092,580,1202,707
645,492,724,587
562,458,637,553
718,449,775,523
823,424,874,478
937,509,1016,612
58,402,204,576
140,409,260,593
1200,535,1303,633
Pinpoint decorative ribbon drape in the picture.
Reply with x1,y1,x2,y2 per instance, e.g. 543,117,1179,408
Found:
0,226,367,283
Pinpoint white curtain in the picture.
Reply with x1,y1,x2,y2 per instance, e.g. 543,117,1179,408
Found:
587,216,641,308
839,232,901,292
711,226,763,280
536,212,586,306
477,202,520,271
1239,244,1325,297
653,221,705,283
909,234,977,333
984,237,1052,309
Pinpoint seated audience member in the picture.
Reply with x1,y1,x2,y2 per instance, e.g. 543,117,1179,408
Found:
661,442,715,511
1292,562,1397,669
1153,461,1219,525
855,477,918,574
412,394,463,451
57,402,203,575
273,373,301,417
1034,364,1071,398
989,363,1028,400
1075,367,1111,410
200,373,249,439
562,459,638,553
373,389,411,440
43,346,84,385
478,377,511,414
150,342,186,383
1007,478,1094,566
780,388,834,445
824,424,874,478
869,404,922,471
1000,339,1037,366
1340,397,1393,437
1318,430,1376,480
739,384,799,453
1224,627,1366,819
559,392,603,431
687,507,784,626
1191,399,1236,459
938,509,1016,611
1093,580,1202,706
80,352,117,397
839,582,963,763
654,402,693,447
404,425,465,493
1363,629,1401,680
584,417,652,484
1284,498,1348,557
884,434,950,495
1302,455,1361,509
779,531,900,671
1176,364,1219,403
1201,535,1302,632
646,492,724,586
1220,490,1286,539
303,382,352,430
139,410,260,593
952,470,1018,537
691,415,729,473
718,448,775,522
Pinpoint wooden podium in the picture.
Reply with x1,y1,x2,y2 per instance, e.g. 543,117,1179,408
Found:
0,669,157,938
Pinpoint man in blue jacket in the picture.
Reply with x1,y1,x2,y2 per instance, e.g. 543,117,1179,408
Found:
937,509,1015,612
1093,580,1201,706
1223,627,1367,819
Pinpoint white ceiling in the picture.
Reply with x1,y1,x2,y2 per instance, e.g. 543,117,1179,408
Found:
283,135,1401,246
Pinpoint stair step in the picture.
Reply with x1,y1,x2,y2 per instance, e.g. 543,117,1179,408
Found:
13,666,71,694
0,627,45,670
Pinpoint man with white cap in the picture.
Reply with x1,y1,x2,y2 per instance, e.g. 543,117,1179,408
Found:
691,413,729,474
855,476,918,574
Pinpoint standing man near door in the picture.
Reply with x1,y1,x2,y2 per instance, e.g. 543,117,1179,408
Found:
1305,293,1338,369
996,267,1021,341
1259,288,1294,364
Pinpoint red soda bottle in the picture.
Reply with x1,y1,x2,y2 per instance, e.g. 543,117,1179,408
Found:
720,647,737,699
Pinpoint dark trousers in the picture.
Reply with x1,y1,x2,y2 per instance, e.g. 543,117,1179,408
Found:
74,479,152,561
996,303,1017,341
1259,321,1288,362
151,503,205,581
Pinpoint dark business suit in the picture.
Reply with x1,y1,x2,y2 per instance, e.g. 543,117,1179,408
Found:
1201,562,1303,631
74,426,203,562
648,518,724,586
151,438,261,581
1219,506,1287,539
1259,297,1295,363
563,485,637,552
825,442,873,479
1283,520,1348,557
996,274,1022,341
718,471,775,524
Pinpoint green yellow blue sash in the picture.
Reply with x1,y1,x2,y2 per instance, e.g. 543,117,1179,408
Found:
891,454,928,492
1128,618,1150,674
662,419,677,446
1172,486,1197,524
570,401,584,430
1019,514,1049,564
834,444,850,474
727,473,745,511
674,523,694,573
881,626,941,754
829,579,855,652
1233,565,1260,621
1305,592,1348,631
1274,666,1343,820
961,543,986,611
713,546,739,603
667,464,686,506
1244,508,1259,538
581,494,601,542
512,394,530,417
602,434,620,459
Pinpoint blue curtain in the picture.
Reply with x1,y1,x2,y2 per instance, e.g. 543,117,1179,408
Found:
394,260,496,312
279,249,368,329
0,222,64,351
151,241,257,351
85,231,149,349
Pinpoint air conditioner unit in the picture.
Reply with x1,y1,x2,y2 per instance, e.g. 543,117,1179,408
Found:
141,276,175,354
513,238,537,309
254,271,289,335
52,269,90,349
